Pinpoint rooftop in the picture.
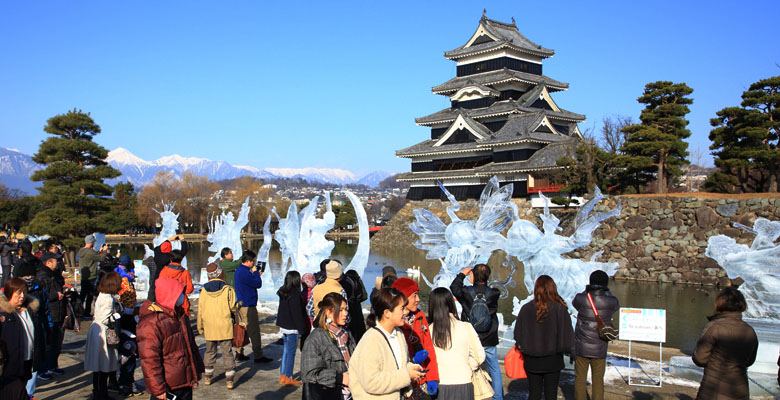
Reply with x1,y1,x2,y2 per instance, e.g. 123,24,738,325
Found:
432,68,568,95
415,98,585,126
444,16,555,60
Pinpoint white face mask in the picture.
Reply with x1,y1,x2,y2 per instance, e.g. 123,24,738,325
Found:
175,293,185,307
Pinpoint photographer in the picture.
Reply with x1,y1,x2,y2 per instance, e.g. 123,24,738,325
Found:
234,249,271,363
78,234,109,317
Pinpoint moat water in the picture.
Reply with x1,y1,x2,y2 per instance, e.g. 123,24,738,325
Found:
115,239,718,353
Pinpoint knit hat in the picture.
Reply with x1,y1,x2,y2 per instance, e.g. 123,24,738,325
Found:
85,234,95,244
325,260,343,280
15,261,38,278
590,270,609,287
40,252,62,265
206,262,224,280
382,266,397,278
118,254,132,267
302,273,316,289
160,241,172,253
392,277,419,299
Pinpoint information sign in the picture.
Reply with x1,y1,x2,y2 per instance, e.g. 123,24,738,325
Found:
619,308,666,343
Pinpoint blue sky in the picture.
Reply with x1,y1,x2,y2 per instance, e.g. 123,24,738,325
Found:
2,1,779,175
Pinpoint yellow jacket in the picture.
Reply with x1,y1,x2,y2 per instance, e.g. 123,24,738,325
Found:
196,279,237,341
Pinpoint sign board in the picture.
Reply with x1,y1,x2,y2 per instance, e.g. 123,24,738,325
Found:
619,308,666,343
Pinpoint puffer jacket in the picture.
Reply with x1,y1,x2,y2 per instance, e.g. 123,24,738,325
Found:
572,285,619,358
692,311,758,400
36,264,66,323
137,277,204,396
0,293,38,382
196,279,236,341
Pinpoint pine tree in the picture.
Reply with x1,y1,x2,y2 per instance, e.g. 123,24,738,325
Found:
616,81,693,193
704,76,780,192
26,109,121,250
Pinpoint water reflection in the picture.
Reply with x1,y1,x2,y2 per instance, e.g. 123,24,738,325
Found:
114,239,716,352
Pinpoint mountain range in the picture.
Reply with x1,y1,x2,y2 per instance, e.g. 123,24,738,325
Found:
0,147,394,194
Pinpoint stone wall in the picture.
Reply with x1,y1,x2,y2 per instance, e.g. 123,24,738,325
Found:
370,195,780,286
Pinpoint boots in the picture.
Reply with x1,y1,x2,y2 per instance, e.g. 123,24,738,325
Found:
280,375,302,386
226,370,235,390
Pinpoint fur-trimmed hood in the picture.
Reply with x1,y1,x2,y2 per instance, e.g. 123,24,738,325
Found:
0,292,40,314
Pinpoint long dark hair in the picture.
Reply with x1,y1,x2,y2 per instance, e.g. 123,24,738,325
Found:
313,292,346,329
367,287,407,328
277,270,301,300
533,275,566,323
429,287,458,350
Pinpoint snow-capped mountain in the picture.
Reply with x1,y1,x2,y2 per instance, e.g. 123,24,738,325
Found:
0,147,396,193
0,147,42,194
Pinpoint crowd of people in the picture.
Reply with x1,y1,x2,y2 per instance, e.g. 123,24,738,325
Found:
0,231,777,400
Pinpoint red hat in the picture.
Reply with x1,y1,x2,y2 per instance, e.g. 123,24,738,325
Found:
392,277,419,299
160,241,172,253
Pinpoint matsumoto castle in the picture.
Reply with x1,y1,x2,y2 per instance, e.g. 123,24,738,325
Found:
397,13,585,200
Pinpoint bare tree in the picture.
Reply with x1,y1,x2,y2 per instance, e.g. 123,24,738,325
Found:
684,146,706,192
599,115,634,154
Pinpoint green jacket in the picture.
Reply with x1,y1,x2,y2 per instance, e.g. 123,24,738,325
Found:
77,246,107,281
219,258,242,287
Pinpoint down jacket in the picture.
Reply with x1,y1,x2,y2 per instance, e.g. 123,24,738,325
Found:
692,311,758,400
138,277,204,396
572,285,619,358
0,293,38,382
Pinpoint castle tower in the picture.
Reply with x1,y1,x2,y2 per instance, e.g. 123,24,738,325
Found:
397,14,585,199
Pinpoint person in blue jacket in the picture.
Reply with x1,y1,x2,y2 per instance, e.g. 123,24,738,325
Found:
234,249,272,363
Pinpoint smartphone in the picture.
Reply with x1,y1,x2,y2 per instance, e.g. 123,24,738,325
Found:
420,369,429,373
257,261,266,273
165,392,178,400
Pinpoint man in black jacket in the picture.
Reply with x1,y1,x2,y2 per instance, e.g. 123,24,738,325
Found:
450,263,503,400
572,270,619,400
0,235,19,287
37,252,66,376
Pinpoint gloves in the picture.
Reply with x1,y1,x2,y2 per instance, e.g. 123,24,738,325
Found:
412,350,429,364
427,380,438,396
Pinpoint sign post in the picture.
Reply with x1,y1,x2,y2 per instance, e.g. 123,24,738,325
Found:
618,307,666,387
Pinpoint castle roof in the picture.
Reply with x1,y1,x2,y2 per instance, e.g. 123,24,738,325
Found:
444,17,555,60
432,68,568,95
415,99,585,126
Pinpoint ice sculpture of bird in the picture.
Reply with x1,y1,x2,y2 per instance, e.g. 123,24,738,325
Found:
706,218,780,319
409,176,514,290
504,187,621,317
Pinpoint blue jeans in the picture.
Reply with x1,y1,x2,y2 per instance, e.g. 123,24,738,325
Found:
27,370,37,397
483,346,503,400
280,333,298,377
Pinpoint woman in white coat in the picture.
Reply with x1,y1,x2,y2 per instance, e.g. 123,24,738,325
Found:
428,287,486,400
84,271,122,399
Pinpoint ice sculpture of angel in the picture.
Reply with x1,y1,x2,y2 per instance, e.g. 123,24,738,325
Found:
206,197,251,264
143,202,187,268
409,176,513,289
297,193,336,275
706,218,780,319
504,187,621,317
273,202,300,284
256,209,278,301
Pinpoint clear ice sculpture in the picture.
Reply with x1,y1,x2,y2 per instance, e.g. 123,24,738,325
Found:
256,209,277,301
25,235,50,243
409,177,513,290
297,193,336,275
142,201,187,270
206,197,251,264
706,218,780,319
504,187,621,317
272,202,300,286
344,191,370,277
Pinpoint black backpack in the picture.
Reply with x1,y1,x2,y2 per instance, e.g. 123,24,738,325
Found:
466,286,492,333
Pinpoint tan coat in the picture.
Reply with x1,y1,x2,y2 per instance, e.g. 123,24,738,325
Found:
349,326,412,400
197,279,237,341
692,312,758,400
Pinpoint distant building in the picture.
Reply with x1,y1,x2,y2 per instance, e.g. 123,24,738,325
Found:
396,14,585,200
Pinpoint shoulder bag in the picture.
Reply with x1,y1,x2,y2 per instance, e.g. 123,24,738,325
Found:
468,328,493,400
504,346,527,379
232,299,250,348
586,292,618,341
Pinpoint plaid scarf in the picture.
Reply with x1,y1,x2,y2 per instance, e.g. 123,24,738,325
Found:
327,323,351,364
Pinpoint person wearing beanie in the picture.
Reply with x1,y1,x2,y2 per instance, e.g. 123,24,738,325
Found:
148,234,188,303
308,259,350,321
197,263,238,389
138,277,204,400
572,270,619,400
78,234,109,316
392,277,440,396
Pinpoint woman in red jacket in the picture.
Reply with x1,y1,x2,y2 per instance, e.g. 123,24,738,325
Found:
137,277,204,400
392,277,440,396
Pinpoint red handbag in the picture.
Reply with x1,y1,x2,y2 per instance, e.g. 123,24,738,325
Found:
504,346,527,379
232,323,250,348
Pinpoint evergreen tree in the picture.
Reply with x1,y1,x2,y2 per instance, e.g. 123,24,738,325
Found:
102,182,139,233
556,140,617,198
704,76,780,192
616,81,693,193
26,109,121,249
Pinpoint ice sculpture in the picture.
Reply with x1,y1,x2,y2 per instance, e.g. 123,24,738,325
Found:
344,191,370,277
409,177,513,290
257,210,277,301
505,188,620,317
142,201,187,269
206,197,251,264
25,235,50,243
297,193,336,274
705,218,780,319
272,202,300,284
